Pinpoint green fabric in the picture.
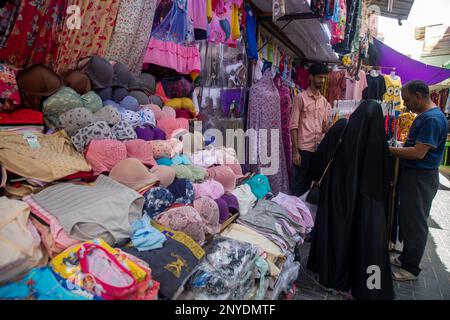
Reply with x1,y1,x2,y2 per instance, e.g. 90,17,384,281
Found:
81,91,103,113
245,174,271,199
43,87,84,129
172,164,206,182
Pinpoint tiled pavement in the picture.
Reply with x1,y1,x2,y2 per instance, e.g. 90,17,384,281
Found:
292,172,450,300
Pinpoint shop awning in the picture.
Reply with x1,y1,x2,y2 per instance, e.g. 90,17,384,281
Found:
373,38,450,85
250,0,339,63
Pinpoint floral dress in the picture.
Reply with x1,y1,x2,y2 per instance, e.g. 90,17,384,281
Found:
0,0,67,68
105,0,157,76
54,0,120,74
247,70,289,195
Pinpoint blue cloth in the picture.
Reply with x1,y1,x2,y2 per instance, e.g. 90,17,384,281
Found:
143,187,176,218
167,178,195,204
0,268,95,300
245,174,271,199
152,0,191,44
120,96,140,112
171,154,191,165
157,157,174,166
131,215,166,251
245,4,258,60
401,107,448,169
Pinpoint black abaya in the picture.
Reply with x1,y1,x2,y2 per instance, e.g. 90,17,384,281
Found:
307,100,395,300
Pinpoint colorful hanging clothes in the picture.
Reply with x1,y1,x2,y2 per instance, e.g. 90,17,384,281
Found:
208,0,243,47
105,0,157,76
275,76,292,188
327,70,346,106
54,0,121,74
331,0,346,45
0,63,20,110
144,0,200,75
0,0,20,48
247,70,289,195
0,0,67,69
383,74,403,111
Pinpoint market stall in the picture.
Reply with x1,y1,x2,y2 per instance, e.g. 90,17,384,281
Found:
0,0,437,301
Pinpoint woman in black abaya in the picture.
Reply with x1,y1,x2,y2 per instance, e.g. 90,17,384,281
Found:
307,100,394,300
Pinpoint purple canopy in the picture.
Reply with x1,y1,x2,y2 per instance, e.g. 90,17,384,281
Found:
374,38,450,85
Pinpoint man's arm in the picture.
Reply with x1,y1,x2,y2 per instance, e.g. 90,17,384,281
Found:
389,143,431,160
290,96,302,166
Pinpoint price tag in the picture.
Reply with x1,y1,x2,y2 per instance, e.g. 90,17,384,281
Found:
23,132,41,149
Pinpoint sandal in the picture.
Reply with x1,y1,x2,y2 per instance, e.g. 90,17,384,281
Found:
390,255,402,267
392,268,418,282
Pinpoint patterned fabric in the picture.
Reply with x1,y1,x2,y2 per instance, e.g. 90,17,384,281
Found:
150,0,174,31
121,109,156,128
156,206,206,245
311,0,326,17
247,70,289,195
111,120,138,141
144,0,201,75
172,164,207,182
60,107,95,136
167,178,195,204
0,0,67,68
106,0,157,76
80,91,103,114
84,139,128,175
43,87,85,129
124,139,157,167
151,140,178,159
143,187,175,218
0,63,20,110
71,121,113,153
194,180,225,200
94,105,121,125
0,0,20,48
275,78,292,187
161,77,193,99
54,0,121,74
193,196,220,235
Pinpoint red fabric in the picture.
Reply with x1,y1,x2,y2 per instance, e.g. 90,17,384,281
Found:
296,66,310,90
175,108,195,119
0,0,67,68
61,171,97,182
0,109,44,125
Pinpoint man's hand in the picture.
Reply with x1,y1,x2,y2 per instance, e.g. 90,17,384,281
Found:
293,151,301,167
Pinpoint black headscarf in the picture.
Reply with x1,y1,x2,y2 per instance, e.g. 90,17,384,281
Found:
307,100,395,300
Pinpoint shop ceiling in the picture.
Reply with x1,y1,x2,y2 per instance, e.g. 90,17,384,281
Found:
249,0,340,63
249,0,416,63
367,0,415,21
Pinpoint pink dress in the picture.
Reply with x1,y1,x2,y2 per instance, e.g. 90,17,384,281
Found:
144,0,200,74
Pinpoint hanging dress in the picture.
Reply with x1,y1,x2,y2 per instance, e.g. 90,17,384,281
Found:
0,0,20,48
0,0,67,69
144,0,200,75
54,0,121,74
105,0,157,76
275,75,292,188
247,70,289,195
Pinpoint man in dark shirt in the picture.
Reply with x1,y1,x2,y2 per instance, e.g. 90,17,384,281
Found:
389,80,448,281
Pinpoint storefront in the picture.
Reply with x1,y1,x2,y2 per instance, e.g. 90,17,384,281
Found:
0,0,448,301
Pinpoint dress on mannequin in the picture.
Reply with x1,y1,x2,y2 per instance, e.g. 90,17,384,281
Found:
247,70,289,195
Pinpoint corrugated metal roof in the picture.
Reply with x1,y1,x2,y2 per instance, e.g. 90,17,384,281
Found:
368,0,415,21
250,0,339,62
